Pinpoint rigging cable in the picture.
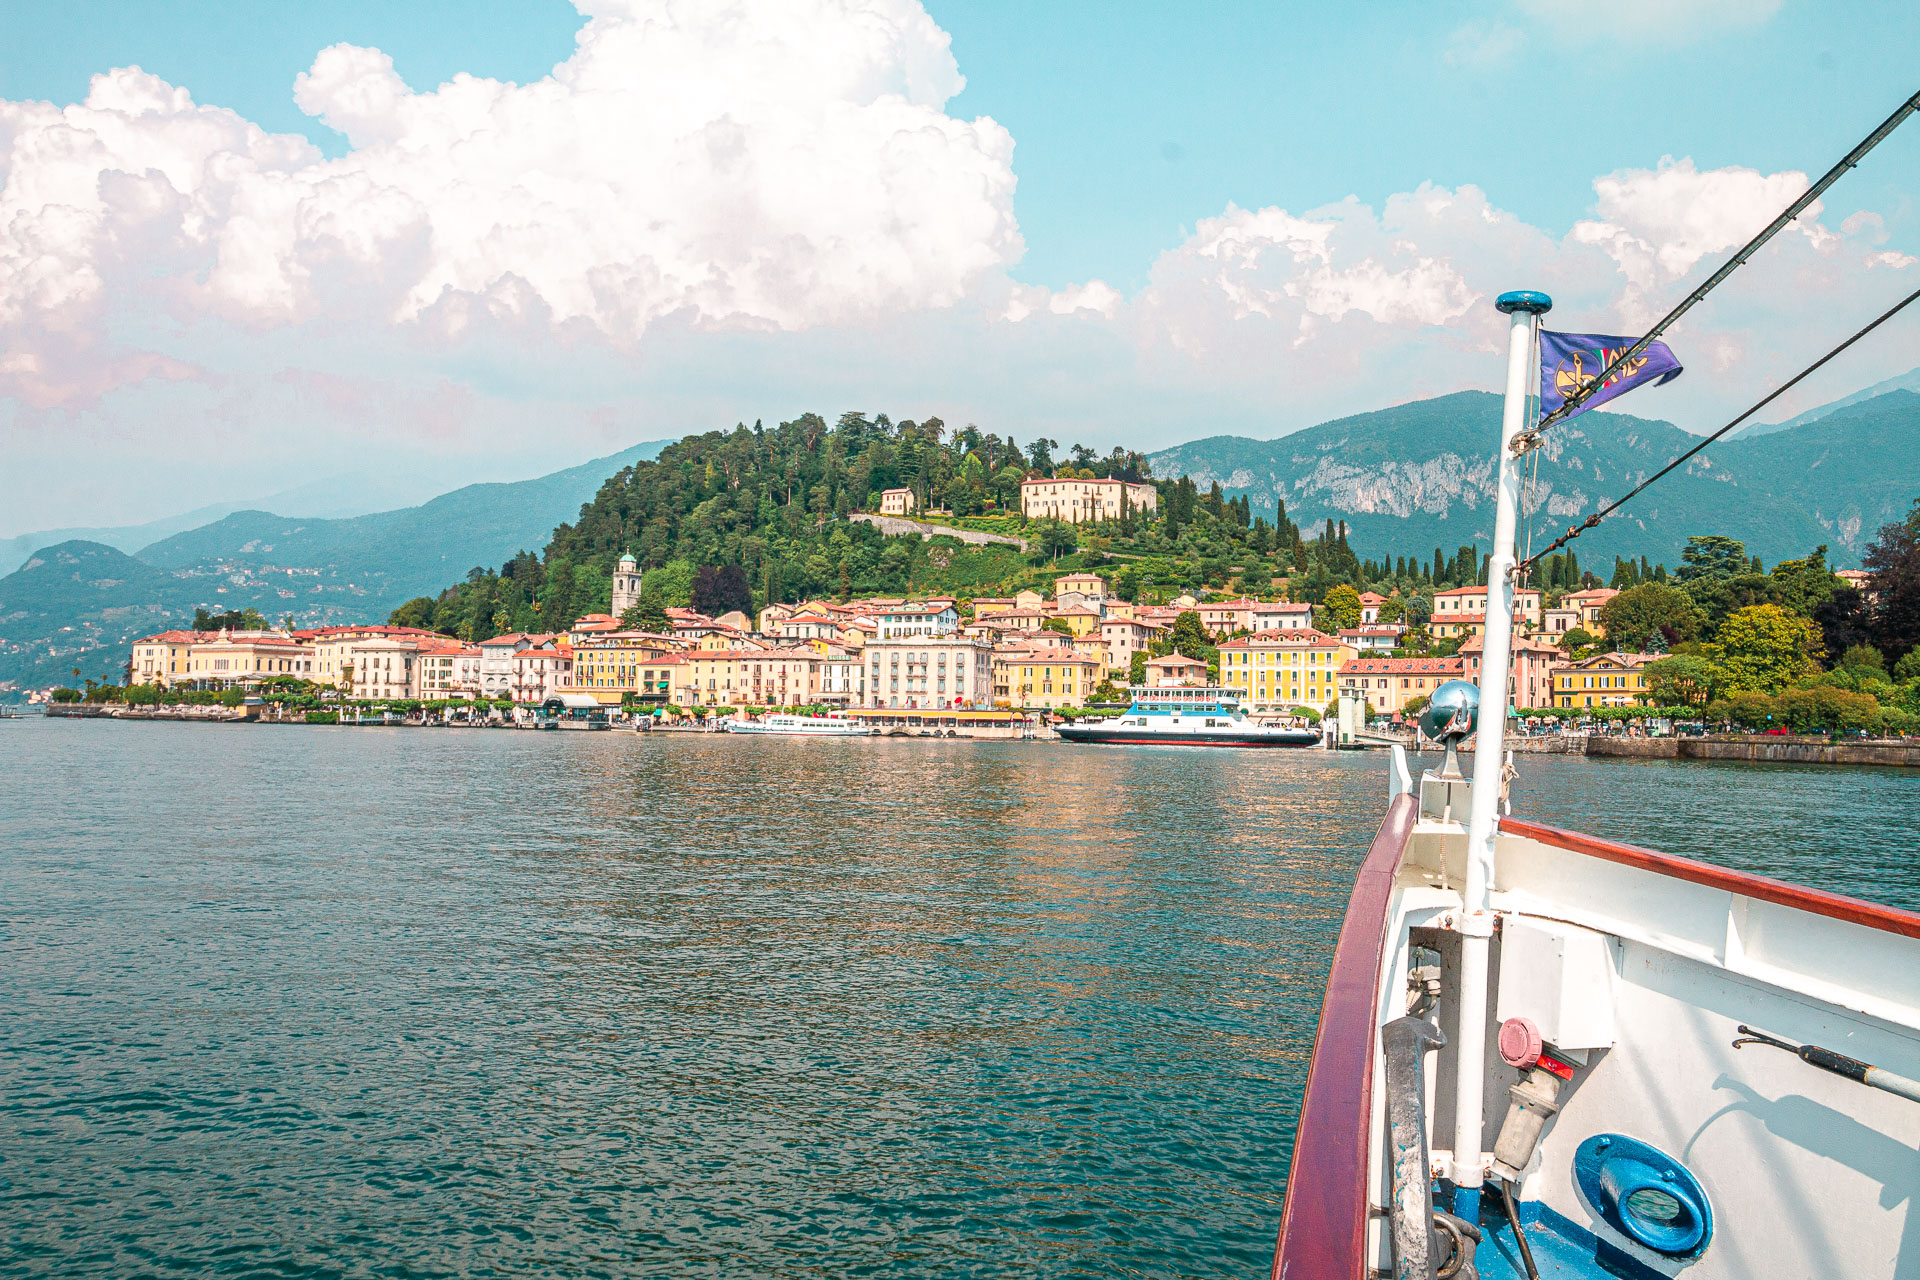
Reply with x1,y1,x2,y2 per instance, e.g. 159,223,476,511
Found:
1513,284,1920,578
1511,88,1920,456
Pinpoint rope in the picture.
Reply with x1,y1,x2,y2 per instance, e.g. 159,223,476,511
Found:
1513,284,1920,578
1512,88,1920,455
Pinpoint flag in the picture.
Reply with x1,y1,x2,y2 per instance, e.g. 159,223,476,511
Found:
1539,330,1683,419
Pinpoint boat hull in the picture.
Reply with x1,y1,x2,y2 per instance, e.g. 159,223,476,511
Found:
1055,724,1318,747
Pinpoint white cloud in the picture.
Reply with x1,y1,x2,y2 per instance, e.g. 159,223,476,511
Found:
1570,158,1823,311
0,0,1019,406
0,0,1912,536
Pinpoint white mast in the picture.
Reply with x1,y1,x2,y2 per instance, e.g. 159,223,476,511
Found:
1450,288,1550,1218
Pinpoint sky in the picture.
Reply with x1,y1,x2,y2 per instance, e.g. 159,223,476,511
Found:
2,0,1917,536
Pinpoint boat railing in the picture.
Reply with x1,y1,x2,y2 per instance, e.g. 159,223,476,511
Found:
1268,791,1418,1280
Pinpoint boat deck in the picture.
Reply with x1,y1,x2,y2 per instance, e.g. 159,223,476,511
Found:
1271,762,1920,1280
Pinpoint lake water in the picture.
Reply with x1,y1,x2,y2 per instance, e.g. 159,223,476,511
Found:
3,720,1916,1278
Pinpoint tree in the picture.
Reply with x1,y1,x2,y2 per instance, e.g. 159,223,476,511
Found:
1376,596,1408,625
1778,684,1880,734
1323,584,1363,631
388,597,438,630
1034,519,1078,561
1558,627,1597,660
1675,535,1750,586
192,606,268,631
1042,616,1075,637
1644,654,1715,708
1711,689,1780,729
1864,497,1920,667
692,564,752,617
1598,582,1703,651
1768,546,1842,617
1814,586,1873,664
1711,604,1822,694
1169,610,1211,658
621,597,671,633
1837,643,1886,677
1128,652,1147,685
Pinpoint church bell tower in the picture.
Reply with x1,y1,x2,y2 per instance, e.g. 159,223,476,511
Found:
611,552,642,617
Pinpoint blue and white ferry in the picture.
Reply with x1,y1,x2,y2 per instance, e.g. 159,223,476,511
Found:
1055,685,1321,747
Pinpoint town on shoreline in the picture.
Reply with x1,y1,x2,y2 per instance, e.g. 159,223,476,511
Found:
32,536,1917,752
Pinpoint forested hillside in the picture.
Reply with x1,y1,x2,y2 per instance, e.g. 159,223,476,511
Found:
402,411,1620,641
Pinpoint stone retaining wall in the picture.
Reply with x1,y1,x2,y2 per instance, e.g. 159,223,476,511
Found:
848,513,1027,550
1588,734,1920,766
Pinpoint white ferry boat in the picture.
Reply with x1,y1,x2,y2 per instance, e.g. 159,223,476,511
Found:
726,712,872,737
1055,686,1320,747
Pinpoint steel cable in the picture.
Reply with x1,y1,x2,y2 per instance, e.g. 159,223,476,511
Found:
1514,284,1920,577
1513,88,1920,455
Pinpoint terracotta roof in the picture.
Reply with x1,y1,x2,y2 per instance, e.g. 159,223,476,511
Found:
1565,650,1657,669
1458,634,1562,655
1002,643,1097,661
1339,657,1465,675
1218,627,1343,648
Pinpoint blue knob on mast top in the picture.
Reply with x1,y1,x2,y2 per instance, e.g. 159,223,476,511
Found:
1496,290,1553,315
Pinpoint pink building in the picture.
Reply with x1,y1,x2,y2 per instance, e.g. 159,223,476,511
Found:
510,645,575,704
1459,634,1564,712
1336,656,1466,717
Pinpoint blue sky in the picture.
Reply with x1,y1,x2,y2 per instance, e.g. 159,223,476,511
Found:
8,0,1915,290
2,0,1917,532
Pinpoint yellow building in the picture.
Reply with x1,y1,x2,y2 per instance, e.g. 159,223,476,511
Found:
1432,585,1543,628
185,632,315,687
1427,612,1486,641
1217,628,1358,714
129,630,206,687
1554,652,1653,708
993,643,1101,709
1052,606,1101,638
680,648,822,707
570,635,675,705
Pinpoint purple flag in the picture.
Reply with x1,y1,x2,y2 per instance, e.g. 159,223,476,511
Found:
1539,330,1683,418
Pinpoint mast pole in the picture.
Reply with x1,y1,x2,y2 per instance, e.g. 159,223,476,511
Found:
1451,288,1551,1221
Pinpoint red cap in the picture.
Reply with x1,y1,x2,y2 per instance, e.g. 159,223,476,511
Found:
1499,1017,1543,1068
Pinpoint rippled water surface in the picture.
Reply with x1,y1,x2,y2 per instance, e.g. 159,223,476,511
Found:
3,720,1916,1278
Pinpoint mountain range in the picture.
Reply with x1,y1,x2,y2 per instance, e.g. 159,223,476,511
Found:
0,441,665,693
6,374,1918,696
1146,387,1920,570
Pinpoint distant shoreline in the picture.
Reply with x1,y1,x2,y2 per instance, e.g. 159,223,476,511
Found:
31,705,1920,767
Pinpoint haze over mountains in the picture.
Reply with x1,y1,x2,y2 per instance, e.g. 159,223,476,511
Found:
0,442,664,693
1147,386,1920,570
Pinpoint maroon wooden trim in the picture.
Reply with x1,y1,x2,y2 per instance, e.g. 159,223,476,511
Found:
1499,816,1920,941
1270,792,1418,1280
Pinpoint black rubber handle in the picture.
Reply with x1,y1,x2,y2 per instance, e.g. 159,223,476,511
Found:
1799,1044,1872,1083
